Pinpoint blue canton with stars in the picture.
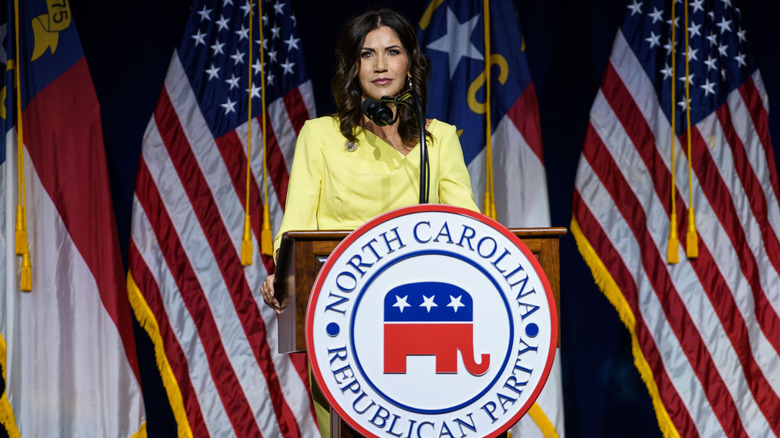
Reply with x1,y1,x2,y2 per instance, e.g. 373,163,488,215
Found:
179,0,307,138
418,0,534,165
622,0,756,133
384,282,474,322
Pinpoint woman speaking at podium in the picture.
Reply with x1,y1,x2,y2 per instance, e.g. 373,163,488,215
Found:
261,8,479,436
261,7,478,309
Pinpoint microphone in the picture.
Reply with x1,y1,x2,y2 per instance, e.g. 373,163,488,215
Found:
361,98,395,126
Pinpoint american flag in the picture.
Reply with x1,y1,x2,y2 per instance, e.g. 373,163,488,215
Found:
127,0,318,436
572,0,780,436
418,1,562,436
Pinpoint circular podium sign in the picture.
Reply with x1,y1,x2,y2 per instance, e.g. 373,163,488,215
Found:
306,205,557,438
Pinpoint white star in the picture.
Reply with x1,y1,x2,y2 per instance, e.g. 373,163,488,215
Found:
666,16,680,28
284,34,300,51
734,52,747,67
721,67,727,80
267,71,275,85
252,58,263,75
291,15,297,25
240,1,251,17
231,49,245,65
216,15,230,31
717,44,729,57
393,295,411,312
274,0,285,15
197,5,212,22
677,97,691,111
700,79,716,95
223,0,233,5
660,63,673,80
648,7,663,23
705,32,718,46
688,22,701,38
447,295,465,313
687,47,699,61
420,295,437,312
211,40,225,55
721,0,732,8
191,29,207,46
664,38,675,55
248,83,261,99
737,28,747,42
679,72,695,85
426,8,484,79
281,58,295,75
690,0,704,13
627,0,643,16
205,63,220,80
704,55,718,71
708,11,715,21
267,49,278,63
645,31,661,48
236,25,249,41
716,17,732,34
225,73,240,89
221,97,237,114
262,14,268,25
271,25,281,39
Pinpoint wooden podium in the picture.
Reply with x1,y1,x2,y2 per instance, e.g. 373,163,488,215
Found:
274,227,566,437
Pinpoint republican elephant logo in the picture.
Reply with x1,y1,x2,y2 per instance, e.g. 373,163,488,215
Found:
383,282,490,376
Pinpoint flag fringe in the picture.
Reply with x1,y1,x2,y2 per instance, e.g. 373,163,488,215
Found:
130,421,148,438
528,402,559,438
0,335,21,438
570,218,680,438
127,273,194,438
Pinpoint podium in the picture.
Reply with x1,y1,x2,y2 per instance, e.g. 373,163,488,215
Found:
274,227,566,438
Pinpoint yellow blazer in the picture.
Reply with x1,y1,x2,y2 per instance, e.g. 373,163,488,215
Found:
274,116,479,256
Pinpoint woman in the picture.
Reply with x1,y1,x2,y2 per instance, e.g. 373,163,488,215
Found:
261,8,478,309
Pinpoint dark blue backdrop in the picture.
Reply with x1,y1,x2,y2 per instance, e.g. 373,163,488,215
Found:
67,0,780,436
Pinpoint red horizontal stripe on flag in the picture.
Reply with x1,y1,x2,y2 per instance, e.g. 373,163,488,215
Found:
264,117,291,209
22,56,140,381
128,241,208,437
154,89,302,437
283,87,309,135
583,126,747,436
135,159,262,438
739,77,780,198
506,82,544,164
572,191,698,437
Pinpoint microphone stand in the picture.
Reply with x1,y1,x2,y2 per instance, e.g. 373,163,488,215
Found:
381,90,429,204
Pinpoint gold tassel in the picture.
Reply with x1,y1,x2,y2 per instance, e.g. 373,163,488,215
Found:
261,204,273,256
667,213,679,264
20,247,31,292
686,207,698,258
240,214,253,266
15,205,27,255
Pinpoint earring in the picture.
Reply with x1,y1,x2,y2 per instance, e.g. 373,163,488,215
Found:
407,75,413,90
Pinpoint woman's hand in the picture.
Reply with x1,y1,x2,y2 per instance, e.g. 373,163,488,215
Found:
261,274,284,313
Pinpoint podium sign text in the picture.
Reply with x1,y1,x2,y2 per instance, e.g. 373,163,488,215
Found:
306,205,558,438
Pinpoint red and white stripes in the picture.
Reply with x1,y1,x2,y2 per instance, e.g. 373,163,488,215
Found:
573,30,780,437
129,54,318,437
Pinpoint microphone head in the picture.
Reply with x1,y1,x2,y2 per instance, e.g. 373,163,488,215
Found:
361,98,394,126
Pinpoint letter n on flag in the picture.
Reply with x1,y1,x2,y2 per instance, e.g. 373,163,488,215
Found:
0,0,145,436
418,1,563,436
572,0,780,436
126,0,320,436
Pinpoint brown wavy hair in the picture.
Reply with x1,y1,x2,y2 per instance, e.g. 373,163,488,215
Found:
331,8,432,145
